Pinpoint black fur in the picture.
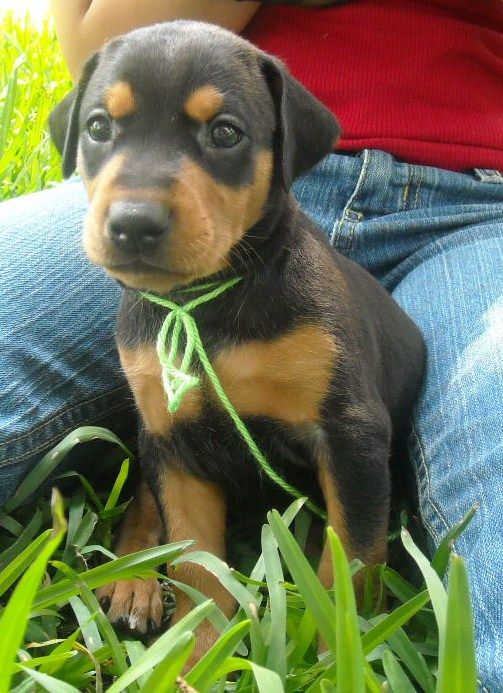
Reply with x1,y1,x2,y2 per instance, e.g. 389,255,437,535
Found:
51,20,425,569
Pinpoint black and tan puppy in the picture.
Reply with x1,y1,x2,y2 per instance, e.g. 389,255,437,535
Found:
50,21,425,659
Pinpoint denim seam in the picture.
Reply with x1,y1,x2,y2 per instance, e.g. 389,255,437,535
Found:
0,399,134,468
410,420,451,542
401,165,413,211
413,166,425,210
0,385,131,447
330,149,369,248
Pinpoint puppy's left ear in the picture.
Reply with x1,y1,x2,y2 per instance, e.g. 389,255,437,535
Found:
259,54,340,189
49,53,100,178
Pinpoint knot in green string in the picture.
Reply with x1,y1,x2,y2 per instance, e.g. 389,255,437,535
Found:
141,277,241,414
140,277,326,520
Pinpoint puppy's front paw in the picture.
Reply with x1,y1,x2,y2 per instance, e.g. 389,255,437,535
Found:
96,578,164,634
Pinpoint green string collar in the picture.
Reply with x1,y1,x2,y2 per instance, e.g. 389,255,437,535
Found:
140,277,326,520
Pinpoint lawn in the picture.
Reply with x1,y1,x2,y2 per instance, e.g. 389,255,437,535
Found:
0,12,479,693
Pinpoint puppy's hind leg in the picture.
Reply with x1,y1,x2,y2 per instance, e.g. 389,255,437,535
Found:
316,417,391,599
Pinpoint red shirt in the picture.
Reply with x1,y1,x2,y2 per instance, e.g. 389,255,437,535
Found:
245,0,503,171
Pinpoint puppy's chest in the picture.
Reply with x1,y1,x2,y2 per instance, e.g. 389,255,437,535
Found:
119,323,338,438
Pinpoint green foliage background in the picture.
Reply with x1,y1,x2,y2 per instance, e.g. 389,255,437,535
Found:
0,12,71,201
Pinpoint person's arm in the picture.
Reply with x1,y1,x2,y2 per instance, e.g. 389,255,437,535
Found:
51,0,261,80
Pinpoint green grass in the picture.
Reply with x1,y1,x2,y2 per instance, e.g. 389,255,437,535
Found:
0,11,71,201
0,426,478,692
0,11,479,692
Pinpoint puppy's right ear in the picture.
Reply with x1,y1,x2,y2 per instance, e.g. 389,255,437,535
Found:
49,53,100,178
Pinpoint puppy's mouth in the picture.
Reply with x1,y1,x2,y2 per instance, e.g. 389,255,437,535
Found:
103,259,199,292
101,258,179,273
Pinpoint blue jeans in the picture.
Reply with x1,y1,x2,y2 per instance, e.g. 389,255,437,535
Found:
1,151,502,690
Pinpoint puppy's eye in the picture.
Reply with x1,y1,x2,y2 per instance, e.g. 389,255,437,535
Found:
87,114,112,142
209,122,243,148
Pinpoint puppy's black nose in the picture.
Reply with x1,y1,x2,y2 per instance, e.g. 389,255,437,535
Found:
108,201,169,252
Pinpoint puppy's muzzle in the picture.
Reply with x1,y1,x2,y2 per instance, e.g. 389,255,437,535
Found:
107,200,170,253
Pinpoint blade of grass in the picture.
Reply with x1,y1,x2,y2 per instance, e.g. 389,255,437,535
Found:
436,554,477,693
140,632,194,692
103,458,130,511
69,597,103,653
214,657,284,692
0,508,43,568
382,650,416,692
361,590,431,655
0,489,67,693
431,504,478,579
106,600,215,693
262,523,287,681
33,541,191,610
327,527,365,693
268,509,337,653
172,550,260,617
186,620,251,690
4,427,132,513
0,529,51,596
18,667,80,693
124,641,148,688
70,577,130,681
401,528,447,651
385,626,435,692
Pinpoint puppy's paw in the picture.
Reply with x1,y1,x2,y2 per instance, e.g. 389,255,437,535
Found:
96,578,164,634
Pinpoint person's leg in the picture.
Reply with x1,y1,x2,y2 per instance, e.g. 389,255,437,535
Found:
0,180,133,508
294,151,503,690
391,224,503,691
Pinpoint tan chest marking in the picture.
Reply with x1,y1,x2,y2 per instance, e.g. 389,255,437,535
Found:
118,345,203,436
211,324,339,425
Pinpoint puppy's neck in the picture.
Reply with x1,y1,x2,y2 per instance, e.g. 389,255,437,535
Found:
231,189,300,278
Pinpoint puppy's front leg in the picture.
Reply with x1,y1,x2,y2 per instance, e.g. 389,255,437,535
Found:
159,467,236,661
96,480,164,633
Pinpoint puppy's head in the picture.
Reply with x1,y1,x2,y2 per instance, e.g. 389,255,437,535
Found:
50,21,340,292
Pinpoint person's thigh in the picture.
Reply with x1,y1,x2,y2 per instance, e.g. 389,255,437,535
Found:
392,222,503,691
0,180,132,508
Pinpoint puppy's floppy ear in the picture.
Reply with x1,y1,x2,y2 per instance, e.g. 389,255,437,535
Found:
48,53,100,178
259,54,340,189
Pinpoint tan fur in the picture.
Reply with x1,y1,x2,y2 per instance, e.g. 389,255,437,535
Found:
212,324,339,424
95,482,164,632
82,152,273,292
105,81,136,119
184,85,224,122
83,153,127,265
317,460,387,595
317,463,353,589
162,468,236,658
119,345,203,436
167,152,273,279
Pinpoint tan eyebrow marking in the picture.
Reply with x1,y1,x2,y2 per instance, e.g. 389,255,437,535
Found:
105,81,136,119
184,85,224,122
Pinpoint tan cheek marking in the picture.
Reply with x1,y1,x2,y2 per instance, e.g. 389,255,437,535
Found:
167,152,273,277
184,85,224,122
105,81,136,119
119,345,203,436
82,154,126,263
211,324,339,425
